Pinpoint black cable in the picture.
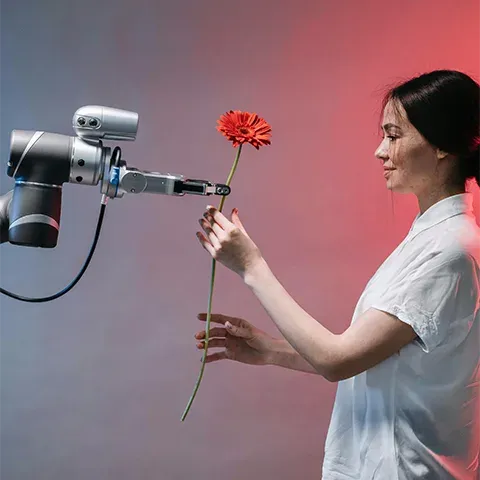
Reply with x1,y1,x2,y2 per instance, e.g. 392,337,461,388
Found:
111,146,121,167
0,201,106,303
0,146,122,303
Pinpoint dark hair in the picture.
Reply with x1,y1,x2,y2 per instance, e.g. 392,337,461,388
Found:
382,70,480,188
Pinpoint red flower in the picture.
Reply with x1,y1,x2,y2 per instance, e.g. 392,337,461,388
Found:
216,110,272,149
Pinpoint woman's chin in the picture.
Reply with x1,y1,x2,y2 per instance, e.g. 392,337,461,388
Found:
385,178,400,192
386,181,409,194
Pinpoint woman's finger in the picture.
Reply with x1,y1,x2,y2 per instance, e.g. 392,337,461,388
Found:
196,338,227,349
204,213,227,239
196,231,216,256
195,327,227,339
204,351,227,363
206,206,234,231
197,313,240,325
199,219,221,249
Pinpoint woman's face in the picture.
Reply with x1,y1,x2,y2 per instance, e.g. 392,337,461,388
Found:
375,100,442,195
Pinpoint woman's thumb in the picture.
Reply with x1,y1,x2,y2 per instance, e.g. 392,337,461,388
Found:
231,208,250,237
225,321,250,338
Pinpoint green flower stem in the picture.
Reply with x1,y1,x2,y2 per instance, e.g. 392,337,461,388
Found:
181,144,243,421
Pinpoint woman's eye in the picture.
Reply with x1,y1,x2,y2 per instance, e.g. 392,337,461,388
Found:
380,135,397,141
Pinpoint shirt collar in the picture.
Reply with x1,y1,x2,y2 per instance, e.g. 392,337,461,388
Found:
409,193,474,235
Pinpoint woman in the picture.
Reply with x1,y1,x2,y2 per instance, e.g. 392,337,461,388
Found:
195,70,480,479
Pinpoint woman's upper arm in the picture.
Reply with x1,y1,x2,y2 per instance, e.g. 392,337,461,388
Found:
330,308,417,381
328,251,478,381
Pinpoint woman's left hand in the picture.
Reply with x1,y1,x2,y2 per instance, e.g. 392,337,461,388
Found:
197,206,263,278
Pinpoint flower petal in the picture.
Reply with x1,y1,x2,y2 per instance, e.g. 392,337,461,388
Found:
216,110,272,150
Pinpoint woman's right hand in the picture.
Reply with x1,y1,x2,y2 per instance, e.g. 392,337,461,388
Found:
195,313,278,366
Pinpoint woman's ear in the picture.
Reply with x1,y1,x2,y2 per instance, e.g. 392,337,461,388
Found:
436,148,449,160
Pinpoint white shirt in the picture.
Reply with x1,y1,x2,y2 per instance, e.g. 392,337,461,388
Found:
322,194,480,480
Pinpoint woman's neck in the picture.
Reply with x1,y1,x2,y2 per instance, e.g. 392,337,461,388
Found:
416,185,465,215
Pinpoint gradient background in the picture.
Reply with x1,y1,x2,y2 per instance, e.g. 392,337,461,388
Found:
1,1,479,479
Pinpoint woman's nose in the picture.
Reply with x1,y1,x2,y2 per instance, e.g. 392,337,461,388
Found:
374,142,389,161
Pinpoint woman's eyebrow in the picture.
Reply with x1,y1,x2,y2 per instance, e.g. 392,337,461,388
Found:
382,123,402,131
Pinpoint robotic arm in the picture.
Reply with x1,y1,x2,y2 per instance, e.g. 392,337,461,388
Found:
1,106,231,301
6,105,230,248
0,190,12,244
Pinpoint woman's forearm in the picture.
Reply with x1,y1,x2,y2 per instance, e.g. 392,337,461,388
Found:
267,338,320,374
244,258,341,381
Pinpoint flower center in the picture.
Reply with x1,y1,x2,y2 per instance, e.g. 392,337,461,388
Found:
239,127,250,134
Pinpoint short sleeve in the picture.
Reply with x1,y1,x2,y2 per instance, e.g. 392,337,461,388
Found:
371,251,479,352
